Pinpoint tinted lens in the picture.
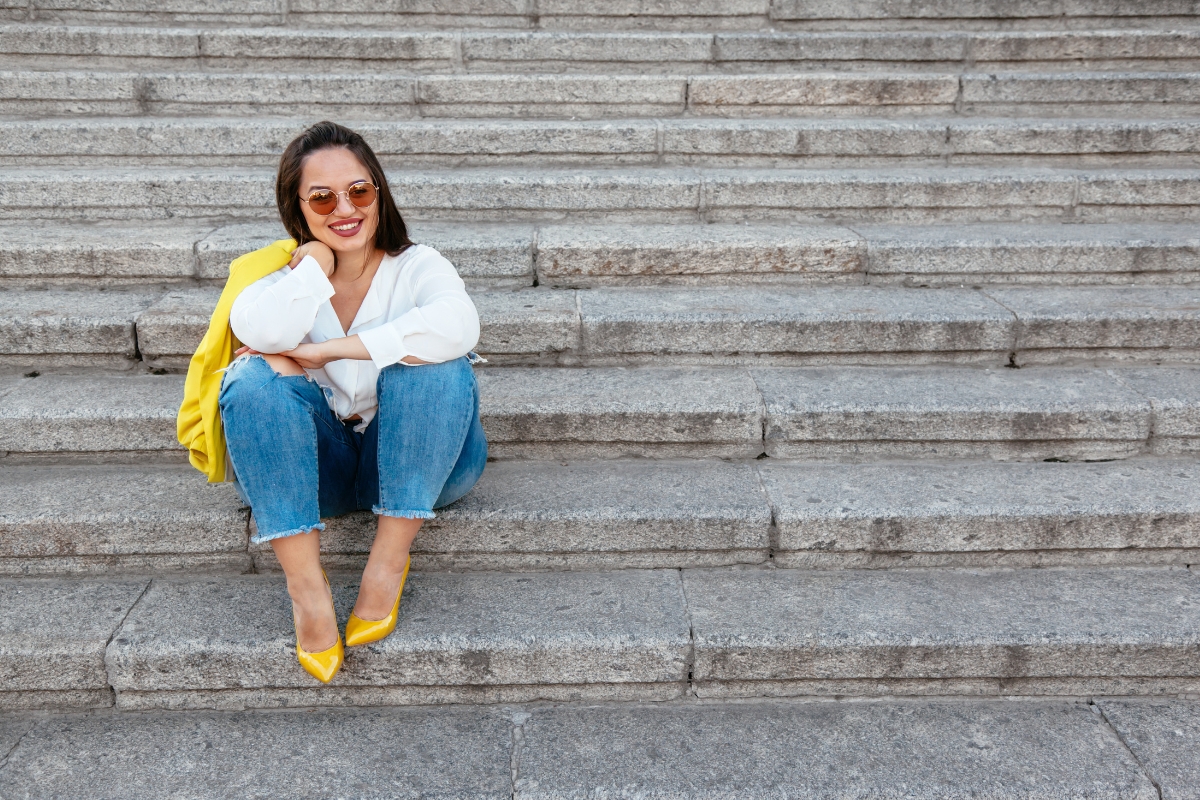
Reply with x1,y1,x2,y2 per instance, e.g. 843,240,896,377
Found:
347,182,377,208
306,189,337,215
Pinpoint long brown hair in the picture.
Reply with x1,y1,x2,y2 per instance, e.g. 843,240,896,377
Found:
276,121,413,256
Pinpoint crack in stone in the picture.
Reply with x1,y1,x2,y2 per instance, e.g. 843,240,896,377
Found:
1094,700,1165,800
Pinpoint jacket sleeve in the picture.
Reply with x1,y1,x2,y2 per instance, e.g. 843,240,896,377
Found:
229,256,336,353
356,248,480,369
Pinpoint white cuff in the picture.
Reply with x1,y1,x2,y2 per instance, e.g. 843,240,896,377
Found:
290,255,336,302
358,324,408,370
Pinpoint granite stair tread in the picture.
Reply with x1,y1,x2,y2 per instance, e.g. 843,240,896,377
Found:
4,458,1200,576
5,365,1200,461
2,565,1198,710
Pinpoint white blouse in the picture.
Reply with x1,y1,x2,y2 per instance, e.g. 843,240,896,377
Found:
229,244,480,431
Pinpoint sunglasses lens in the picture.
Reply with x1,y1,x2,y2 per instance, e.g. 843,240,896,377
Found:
307,190,337,215
348,182,377,208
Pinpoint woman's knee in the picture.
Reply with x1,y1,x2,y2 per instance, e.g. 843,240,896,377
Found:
378,358,472,397
262,353,305,376
220,354,303,411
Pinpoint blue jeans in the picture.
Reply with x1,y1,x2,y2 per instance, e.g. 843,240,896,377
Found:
218,355,488,544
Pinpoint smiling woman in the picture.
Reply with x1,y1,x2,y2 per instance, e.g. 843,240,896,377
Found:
196,121,487,684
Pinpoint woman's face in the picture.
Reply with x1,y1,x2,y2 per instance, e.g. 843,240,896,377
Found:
298,146,380,255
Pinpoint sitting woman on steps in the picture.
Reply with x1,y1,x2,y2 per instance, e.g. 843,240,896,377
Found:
182,120,487,684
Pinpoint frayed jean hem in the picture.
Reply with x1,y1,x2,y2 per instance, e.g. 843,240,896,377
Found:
373,506,436,521
250,521,326,545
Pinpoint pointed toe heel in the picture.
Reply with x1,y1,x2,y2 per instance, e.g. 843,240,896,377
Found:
294,571,344,684
345,556,410,648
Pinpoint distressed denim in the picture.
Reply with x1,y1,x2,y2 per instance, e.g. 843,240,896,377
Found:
218,354,487,544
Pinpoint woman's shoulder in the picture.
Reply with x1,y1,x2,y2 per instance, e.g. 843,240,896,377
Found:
391,242,458,274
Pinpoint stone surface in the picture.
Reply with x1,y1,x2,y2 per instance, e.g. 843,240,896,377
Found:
862,223,1200,284
0,288,154,359
472,288,580,357
0,578,147,700
1099,700,1200,799
0,465,246,561
537,223,864,280
134,287,215,363
962,72,1200,111
1113,368,1200,453
0,221,204,281
104,571,690,705
279,459,771,569
759,459,1200,562
755,366,1152,460
0,371,183,453
684,566,1200,691
578,286,1013,362
475,366,764,458
688,73,959,115
516,701,1157,799
0,707,514,799
989,286,1200,363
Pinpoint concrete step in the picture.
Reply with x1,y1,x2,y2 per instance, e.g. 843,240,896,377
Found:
4,459,1200,576
2,700,1185,798
12,284,1200,369
3,565,1197,709
7,68,1200,118
5,117,1200,168
2,365,1199,461
5,26,1200,72
2,166,1195,223
5,221,1198,288
13,0,1200,30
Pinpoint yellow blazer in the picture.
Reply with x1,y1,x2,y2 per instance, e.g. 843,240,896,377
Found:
177,238,298,482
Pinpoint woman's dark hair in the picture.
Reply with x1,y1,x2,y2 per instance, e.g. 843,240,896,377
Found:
276,121,413,256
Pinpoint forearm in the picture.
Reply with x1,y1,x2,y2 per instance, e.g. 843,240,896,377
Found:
316,336,429,365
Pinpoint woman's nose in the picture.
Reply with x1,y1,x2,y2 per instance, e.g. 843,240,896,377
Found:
335,192,357,215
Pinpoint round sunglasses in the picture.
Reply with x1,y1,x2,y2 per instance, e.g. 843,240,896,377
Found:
301,181,379,216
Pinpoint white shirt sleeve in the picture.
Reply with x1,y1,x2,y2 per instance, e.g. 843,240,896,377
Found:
229,255,336,353
357,248,480,369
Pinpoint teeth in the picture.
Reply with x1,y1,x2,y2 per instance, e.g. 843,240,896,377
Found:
331,222,359,231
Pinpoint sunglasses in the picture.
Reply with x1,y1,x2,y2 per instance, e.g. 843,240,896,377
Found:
301,181,379,216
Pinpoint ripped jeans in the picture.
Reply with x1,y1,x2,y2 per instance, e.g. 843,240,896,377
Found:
218,354,488,544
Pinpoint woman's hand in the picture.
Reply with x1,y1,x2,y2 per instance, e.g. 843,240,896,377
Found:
289,241,336,277
280,341,333,370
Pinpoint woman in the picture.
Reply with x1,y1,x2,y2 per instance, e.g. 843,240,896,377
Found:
216,121,487,683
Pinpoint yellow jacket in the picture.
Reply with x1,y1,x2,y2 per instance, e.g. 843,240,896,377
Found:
177,238,298,482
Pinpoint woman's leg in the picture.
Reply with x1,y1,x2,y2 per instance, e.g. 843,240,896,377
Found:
352,358,487,619
219,355,359,651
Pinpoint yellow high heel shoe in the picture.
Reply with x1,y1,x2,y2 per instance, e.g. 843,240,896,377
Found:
344,556,411,647
293,571,343,684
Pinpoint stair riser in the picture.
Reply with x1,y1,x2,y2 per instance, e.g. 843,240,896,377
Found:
4,120,1199,169
3,170,1197,224
7,71,1200,119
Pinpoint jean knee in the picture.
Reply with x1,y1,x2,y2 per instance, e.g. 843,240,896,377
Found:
219,355,293,412
378,358,473,397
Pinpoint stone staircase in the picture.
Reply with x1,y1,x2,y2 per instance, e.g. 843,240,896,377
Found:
2,0,1200,795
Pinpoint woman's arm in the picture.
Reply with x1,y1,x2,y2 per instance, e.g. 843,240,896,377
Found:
280,336,430,369
355,249,480,368
229,244,336,353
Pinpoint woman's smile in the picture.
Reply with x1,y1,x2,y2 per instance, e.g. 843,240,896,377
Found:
327,217,364,237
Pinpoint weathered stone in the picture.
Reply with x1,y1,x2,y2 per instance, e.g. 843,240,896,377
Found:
969,30,1200,64
963,72,1200,109
199,28,457,62
1078,170,1200,220
0,578,147,705
1099,700,1200,800
578,286,1013,363
0,371,183,453
105,571,690,706
689,73,959,116
537,223,864,280
989,286,1200,364
516,701,1157,799
760,460,1200,564
0,289,154,360
0,22,200,58
949,120,1200,159
416,74,687,117
267,459,772,569
472,288,580,356
460,30,711,67
0,221,202,281
714,31,967,64
1113,368,1200,454
0,465,246,562
862,223,1200,284
195,222,289,280
135,287,215,364
754,366,1152,460
0,707,514,799
476,366,764,458
684,566,1200,692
